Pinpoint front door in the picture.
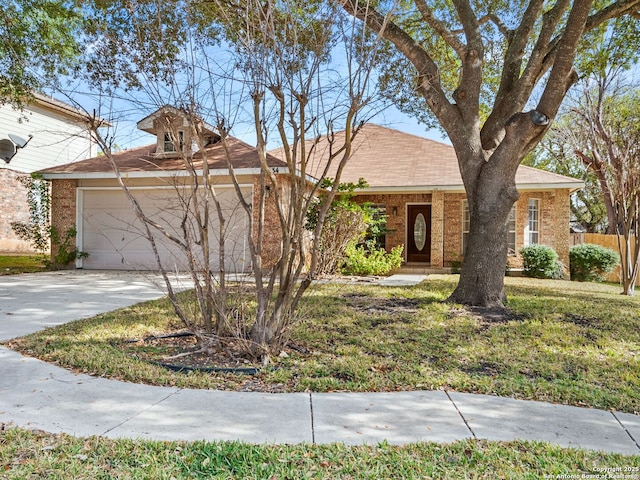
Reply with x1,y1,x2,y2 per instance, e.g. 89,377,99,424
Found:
407,204,431,263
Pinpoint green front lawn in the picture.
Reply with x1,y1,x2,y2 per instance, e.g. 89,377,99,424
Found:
1,428,637,479
0,255,46,275
5,276,640,413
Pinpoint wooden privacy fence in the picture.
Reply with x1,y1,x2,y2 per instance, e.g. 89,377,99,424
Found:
571,233,637,284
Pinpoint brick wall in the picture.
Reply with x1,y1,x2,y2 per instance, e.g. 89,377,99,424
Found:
252,175,286,270
517,190,570,267
554,190,571,267
353,190,571,269
0,169,33,252
448,190,570,269
354,192,433,260
443,193,466,265
50,179,77,260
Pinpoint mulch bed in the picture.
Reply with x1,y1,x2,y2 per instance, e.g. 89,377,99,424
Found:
120,332,264,372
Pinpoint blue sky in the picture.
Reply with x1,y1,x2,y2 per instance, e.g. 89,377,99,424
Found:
67,90,451,153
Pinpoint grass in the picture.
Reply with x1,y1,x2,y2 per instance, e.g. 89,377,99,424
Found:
0,255,46,275
5,275,640,413
1,427,638,479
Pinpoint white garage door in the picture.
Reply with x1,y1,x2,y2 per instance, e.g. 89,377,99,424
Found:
78,187,251,272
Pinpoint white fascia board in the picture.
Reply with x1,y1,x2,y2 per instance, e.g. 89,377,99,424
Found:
355,181,584,195
355,185,466,194
41,166,308,181
40,167,269,180
517,182,585,192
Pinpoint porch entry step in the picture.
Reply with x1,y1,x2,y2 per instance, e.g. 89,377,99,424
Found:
394,264,453,275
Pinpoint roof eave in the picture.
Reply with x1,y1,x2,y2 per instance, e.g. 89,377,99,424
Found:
355,181,584,195
40,167,291,180
517,181,585,193
32,93,110,126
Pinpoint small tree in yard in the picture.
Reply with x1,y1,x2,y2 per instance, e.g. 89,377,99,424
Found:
530,16,640,294
339,0,640,307
77,0,386,359
544,76,640,294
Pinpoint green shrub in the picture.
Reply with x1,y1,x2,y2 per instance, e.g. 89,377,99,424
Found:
342,244,404,276
520,244,564,279
306,178,390,276
569,243,619,282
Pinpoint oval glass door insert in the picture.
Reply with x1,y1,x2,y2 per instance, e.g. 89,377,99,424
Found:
414,213,427,251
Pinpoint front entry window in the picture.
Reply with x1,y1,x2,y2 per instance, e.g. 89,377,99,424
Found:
407,204,431,263
527,198,540,245
414,213,427,251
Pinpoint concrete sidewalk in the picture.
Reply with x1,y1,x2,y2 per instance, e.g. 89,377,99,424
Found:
1,347,639,454
1,271,639,454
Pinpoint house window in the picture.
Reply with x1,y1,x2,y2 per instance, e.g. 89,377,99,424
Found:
528,198,540,245
462,200,470,254
463,200,517,255
507,206,516,255
164,131,184,153
366,204,387,250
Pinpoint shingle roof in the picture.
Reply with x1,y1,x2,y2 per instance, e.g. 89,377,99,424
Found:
270,124,583,191
39,137,286,178
40,123,584,191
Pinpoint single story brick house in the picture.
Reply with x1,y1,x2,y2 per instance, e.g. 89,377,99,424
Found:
39,109,583,271
273,124,584,270
39,106,287,271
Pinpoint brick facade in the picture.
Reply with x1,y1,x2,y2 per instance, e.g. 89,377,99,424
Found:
252,175,286,269
354,192,433,257
0,169,33,252
516,190,571,267
354,190,571,270
50,179,78,260
48,176,572,272
443,193,466,265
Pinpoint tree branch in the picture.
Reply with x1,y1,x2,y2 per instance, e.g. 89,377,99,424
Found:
414,0,465,56
480,0,546,149
449,0,484,122
585,0,640,31
537,1,593,119
338,0,457,125
451,13,510,38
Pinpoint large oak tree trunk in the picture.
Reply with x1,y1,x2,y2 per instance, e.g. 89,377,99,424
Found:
447,149,519,307
449,203,509,307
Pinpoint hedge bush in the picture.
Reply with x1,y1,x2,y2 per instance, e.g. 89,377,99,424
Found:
569,243,619,282
520,244,564,279
342,244,404,276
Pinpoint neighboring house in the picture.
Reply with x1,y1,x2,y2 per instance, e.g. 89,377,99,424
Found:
286,124,584,269
39,108,583,272
0,94,96,252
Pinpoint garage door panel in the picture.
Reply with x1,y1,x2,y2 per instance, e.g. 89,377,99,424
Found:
80,188,250,271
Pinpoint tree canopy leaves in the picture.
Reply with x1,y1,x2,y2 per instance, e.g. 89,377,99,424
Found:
0,0,81,104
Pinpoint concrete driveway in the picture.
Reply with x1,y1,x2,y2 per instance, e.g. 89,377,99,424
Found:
0,270,178,341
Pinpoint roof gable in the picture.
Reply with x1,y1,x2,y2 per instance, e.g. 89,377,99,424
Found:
136,105,217,137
